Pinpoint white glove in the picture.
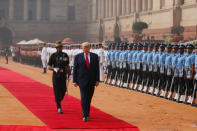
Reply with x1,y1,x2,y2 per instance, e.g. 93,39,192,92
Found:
54,68,59,73
195,74,197,80
68,75,72,80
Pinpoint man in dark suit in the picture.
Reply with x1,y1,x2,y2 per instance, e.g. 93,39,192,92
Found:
73,42,100,122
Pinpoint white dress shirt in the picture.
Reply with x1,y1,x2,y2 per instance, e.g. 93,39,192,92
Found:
84,53,90,63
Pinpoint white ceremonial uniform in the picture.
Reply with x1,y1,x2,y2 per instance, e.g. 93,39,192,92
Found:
97,48,105,82
41,47,48,68
104,49,108,73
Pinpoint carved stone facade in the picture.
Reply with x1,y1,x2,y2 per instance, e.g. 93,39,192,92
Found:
0,0,197,47
0,0,88,47
87,0,197,42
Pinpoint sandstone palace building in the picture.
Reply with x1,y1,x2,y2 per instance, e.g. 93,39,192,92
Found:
0,0,197,47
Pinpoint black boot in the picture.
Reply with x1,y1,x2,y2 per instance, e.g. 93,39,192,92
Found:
42,68,46,74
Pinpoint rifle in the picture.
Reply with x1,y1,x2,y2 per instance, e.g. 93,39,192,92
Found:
167,76,175,99
129,72,135,89
119,70,125,87
126,72,130,88
133,73,139,90
190,81,197,105
143,75,149,93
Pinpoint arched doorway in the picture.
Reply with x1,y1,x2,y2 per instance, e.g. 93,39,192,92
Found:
114,23,121,43
0,27,13,48
99,26,104,42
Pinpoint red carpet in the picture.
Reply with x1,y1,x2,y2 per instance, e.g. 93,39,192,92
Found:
0,67,139,131
0,125,137,131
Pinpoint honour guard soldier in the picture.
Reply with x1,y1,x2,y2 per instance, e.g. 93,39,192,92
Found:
146,44,154,94
192,45,197,106
178,45,187,102
130,43,138,89
103,45,108,73
138,43,149,92
126,44,134,88
109,44,117,85
116,44,123,86
184,44,195,104
157,44,167,96
153,44,161,95
121,44,129,88
133,43,143,90
160,44,173,98
169,45,180,100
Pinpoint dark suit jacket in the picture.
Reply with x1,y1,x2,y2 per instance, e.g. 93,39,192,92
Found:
73,52,100,87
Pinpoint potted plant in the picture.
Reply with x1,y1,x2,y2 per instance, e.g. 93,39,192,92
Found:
132,22,148,41
114,36,122,43
171,25,184,42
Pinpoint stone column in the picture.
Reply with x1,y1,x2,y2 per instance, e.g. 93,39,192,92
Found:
92,0,96,21
101,0,103,18
148,0,152,10
142,0,145,11
126,0,131,14
131,0,136,13
136,0,141,12
24,0,28,21
98,0,101,19
109,0,112,17
122,0,126,15
175,0,181,6
113,0,117,16
9,0,14,20
106,0,109,17
101,0,105,18
117,0,121,16
36,0,42,21
103,0,106,18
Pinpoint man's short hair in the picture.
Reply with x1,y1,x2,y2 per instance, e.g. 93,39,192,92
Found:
81,42,90,47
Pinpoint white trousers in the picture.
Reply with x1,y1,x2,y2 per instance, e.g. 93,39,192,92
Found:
42,59,48,68
99,64,104,82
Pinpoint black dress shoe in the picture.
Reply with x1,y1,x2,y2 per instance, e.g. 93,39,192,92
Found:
58,108,63,114
83,117,87,122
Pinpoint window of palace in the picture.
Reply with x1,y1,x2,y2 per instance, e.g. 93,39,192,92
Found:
28,0,36,20
180,0,184,5
13,0,24,20
68,6,75,21
0,0,9,20
41,0,50,21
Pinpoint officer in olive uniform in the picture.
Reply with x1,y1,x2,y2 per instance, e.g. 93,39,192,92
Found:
48,41,71,114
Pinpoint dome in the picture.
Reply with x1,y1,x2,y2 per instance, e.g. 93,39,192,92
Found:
62,38,75,44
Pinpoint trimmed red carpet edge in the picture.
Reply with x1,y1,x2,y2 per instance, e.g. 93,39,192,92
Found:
0,66,139,131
